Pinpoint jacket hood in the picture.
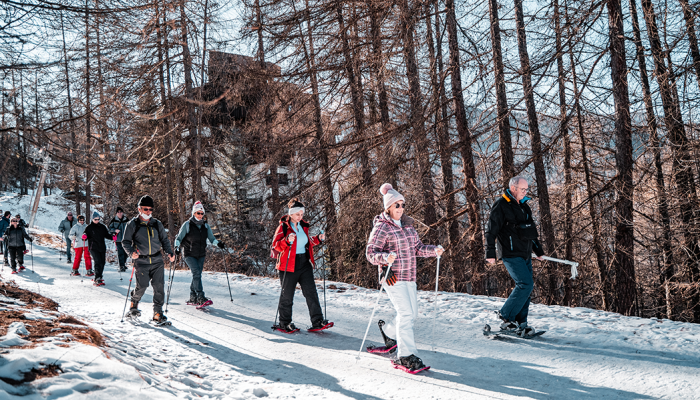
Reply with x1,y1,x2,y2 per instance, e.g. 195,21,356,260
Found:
373,212,414,228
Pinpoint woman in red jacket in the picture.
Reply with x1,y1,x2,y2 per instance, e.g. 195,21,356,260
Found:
272,198,330,332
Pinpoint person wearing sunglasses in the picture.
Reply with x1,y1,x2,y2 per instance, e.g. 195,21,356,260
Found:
108,207,129,272
122,195,175,324
365,183,443,372
58,212,76,264
84,211,112,286
271,198,329,333
69,215,93,276
173,201,224,307
485,176,545,338
2,217,33,274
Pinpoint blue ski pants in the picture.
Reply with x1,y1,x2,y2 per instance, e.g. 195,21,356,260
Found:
500,256,533,324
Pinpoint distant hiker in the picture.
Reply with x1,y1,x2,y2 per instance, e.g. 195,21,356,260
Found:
108,207,129,272
58,212,76,264
0,211,11,264
485,176,545,337
69,215,93,276
3,217,33,274
366,183,443,372
122,195,175,324
271,198,329,333
85,211,112,286
173,201,223,307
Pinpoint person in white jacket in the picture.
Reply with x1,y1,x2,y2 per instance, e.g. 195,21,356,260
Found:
68,215,93,276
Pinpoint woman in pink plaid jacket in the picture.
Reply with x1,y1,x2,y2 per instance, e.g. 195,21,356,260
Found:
366,183,443,372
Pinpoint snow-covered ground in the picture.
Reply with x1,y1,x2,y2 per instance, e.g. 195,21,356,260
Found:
0,191,76,233
3,240,700,399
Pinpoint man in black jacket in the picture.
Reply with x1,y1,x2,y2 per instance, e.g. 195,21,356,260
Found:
485,176,545,336
108,207,129,272
3,217,33,274
0,211,11,264
122,195,175,324
85,211,112,286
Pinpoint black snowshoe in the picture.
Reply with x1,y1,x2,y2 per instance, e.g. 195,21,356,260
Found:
392,354,429,373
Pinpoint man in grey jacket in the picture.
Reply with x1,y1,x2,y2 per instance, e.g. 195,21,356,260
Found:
58,212,76,264
122,195,175,324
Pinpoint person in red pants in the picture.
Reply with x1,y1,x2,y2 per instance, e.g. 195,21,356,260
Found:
68,215,93,276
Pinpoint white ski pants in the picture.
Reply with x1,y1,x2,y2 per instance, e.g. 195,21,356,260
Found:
384,281,419,357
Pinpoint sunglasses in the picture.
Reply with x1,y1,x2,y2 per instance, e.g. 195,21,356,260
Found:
194,212,204,215
394,203,406,209
11,220,18,223
141,207,153,212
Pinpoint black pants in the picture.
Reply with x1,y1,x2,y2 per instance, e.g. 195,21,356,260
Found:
278,253,323,325
8,246,24,270
116,242,128,269
3,240,8,262
89,249,106,280
131,258,165,312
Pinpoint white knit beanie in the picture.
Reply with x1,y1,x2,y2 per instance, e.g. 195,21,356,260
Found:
380,183,405,211
192,201,205,216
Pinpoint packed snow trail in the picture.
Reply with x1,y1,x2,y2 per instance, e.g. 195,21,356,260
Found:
7,243,700,399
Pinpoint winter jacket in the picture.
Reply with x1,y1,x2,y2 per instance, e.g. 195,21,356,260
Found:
3,225,32,248
85,221,112,253
122,217,174,263
272,216,322,272
485,190,545,260
108,216,129,242
0,217,10,239
173,217,219,258
69,223,88,248
366,213,437,282
58,217,76,240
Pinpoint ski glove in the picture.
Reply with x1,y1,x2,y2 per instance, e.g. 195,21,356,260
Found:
81,234,87,240
217,242,225,249
380,265,397,286
175,247,181,256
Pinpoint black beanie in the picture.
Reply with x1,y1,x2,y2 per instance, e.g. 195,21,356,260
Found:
116,206,124,213
138,195,154,208
3,211,10,217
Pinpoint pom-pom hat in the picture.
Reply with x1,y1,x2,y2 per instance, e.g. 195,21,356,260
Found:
192,201,205,216
380,183,405,210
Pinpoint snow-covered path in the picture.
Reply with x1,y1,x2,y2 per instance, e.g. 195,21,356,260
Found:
8,243,700,399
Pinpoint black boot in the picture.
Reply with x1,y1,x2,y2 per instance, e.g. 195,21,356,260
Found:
396,354,425,371
153,311,168,324
128,301,141,317
311,319,329,329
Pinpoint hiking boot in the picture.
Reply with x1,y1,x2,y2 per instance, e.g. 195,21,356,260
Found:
396,354,425,371
153,311,167,323
499,321,519,331
85,269,95,277
196,297,212,306
66,259,72,264
18,265,25,271
282,322,297,332
187,294,198,305
11,269,18,274
70,269,81,276
311,319,329,330
516,322,536,337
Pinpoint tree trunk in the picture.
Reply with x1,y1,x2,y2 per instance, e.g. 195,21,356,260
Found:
369,0,390,131
397,0,438,241
553,0,573,306
84,0,92,218
488,0,514,187
641,0,700,321
678,0,700,91
179,0,201,201
514,0,557,303
445,0,485,294
61,12,81,216
607,0,636,316
630,0,674,319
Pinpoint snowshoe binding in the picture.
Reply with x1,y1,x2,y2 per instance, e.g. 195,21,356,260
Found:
195,298,213,309
93,278,105,286
85,269,95,277
10,269,18,274
367,320,397,354
126,301,141,320
151,311,171,326
272,322,300,334
483,322,545,339
70,269,81,277
392,354,430,374
308,320,334,332
186,294,198,306
18,265,25,271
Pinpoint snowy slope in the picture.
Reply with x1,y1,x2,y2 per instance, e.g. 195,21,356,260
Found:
0,192,77,233
3,241,700,399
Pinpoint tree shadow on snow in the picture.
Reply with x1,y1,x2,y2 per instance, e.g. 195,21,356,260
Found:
162,323,383,400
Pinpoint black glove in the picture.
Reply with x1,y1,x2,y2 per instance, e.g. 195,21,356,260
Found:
29,238,33,243
380,265,397,286
175,247,181,256
217,241,225,249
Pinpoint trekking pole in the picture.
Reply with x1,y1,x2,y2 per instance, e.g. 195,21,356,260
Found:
81,238,86,283
30,240,34,273
120,265,136,322
222,248,233,302
115,238,122,281
533,254,579,279
431,248,443,351
273,242,294,328
165,254,176,313
356,253,396,361
320,230,327,320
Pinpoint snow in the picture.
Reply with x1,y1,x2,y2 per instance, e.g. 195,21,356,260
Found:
2,239,700,399
0,191,76,233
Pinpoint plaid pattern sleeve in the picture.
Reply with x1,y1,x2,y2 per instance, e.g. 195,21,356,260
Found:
409,227,437,258
366,222,391,266
366,216,421,282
